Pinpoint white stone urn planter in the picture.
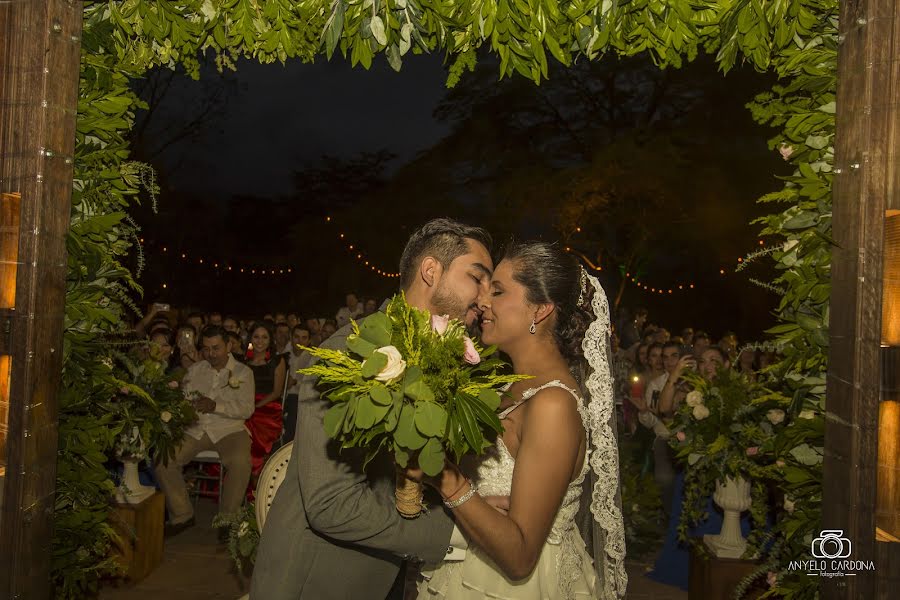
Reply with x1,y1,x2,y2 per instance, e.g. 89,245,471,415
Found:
115,455,156,504
703,475,751,558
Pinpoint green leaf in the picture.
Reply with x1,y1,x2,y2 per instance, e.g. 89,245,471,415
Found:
355,393,378,428
361,351,388,379
403,366,434,402
358,312,392,346
418,438,445,476
347,334,377,358
370,16,387,46
394,403,426,449
324,403,349,437
414,402,447,436
394,443,410,467
478,389,501,411
370,383,392,405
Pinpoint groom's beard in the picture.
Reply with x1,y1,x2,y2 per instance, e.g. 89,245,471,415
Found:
432,281,481,338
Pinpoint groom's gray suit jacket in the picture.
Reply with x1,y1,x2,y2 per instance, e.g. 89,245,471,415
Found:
251,323,454,600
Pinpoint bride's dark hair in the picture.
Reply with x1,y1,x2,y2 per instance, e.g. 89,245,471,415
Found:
502,241,595,363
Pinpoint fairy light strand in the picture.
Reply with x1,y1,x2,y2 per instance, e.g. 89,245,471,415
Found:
324,215,400,278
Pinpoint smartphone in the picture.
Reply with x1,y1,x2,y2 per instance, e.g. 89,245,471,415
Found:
177,328,194,349
153,302,170,312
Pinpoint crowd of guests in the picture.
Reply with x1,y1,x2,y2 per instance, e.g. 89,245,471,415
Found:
609,307,774,588
611,308,773,516
131,293,381,536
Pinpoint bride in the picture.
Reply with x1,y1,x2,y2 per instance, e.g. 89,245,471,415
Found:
415,241,628,600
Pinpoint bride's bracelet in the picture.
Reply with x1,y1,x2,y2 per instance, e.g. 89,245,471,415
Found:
443,479,476,509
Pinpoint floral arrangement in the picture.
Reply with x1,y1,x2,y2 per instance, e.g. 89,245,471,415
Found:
213,504,259,576
300,293,529,516
111,351,196,465
669,368,787,555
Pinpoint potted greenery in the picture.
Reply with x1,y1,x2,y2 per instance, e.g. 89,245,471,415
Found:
669,368,786,558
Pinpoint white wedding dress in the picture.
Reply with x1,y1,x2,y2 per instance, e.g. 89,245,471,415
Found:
417,381,599,600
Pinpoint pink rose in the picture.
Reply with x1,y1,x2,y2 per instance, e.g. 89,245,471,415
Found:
776,459,785,467
767,571,777,588
676,431,686,442
430,314,450,335
167,380,179,389
463,337,481,365
119,387,130,395
746,446,759,456
778,144,794,160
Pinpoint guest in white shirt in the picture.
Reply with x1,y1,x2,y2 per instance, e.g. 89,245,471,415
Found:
155,325,255,536
335,292,363,328
637,341,685,517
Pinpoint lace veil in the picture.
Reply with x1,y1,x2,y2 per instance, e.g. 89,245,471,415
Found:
575,270,628,599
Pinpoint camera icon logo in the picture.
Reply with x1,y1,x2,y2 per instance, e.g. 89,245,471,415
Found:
811,530,852,559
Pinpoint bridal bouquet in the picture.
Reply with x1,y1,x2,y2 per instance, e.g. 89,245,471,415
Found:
300,293,529,517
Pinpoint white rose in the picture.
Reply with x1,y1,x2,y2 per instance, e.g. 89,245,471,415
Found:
692,404,710,420
685,390,704,407
783,496,795,513
372,345,407,382
228,376,241,389
161,411,172,423
767,409,786,425
799,409,816,420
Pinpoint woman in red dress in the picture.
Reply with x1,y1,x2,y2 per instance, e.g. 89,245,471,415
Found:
243,321,286,482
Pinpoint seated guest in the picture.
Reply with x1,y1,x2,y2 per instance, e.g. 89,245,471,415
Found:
282,324,312,444
362,297,378,317
225,331,244,361
243,321,286,478
335,292,363,328
320,318,338,341
155,325,254,536
274,321,292,355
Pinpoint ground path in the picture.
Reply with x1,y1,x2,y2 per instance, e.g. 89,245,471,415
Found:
100,499,686,600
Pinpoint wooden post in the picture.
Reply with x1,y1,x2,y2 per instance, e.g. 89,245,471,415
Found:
826,0,900,597
0,0,83,597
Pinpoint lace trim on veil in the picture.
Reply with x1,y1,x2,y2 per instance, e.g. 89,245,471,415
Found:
582,273,628,599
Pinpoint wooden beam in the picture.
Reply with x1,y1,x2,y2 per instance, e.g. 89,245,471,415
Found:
0,0,83,597
826,0,900,597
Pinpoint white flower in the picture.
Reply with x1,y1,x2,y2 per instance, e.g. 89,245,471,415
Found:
692,404,710,420
372,346,407,382
766,409,786,425
238,521,249,537
685,390,704,407
779,144,794,160
783,496,796,513
228,376,241,389
799,409,816,420
161,411,172,423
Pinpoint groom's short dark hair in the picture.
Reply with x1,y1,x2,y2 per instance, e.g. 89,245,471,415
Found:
399,218,492,289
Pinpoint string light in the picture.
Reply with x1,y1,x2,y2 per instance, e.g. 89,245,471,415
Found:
324,216,400,278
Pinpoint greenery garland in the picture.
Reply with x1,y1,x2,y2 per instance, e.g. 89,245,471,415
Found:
57,1,835,596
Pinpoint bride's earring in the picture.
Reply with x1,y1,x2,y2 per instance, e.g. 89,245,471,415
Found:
529,319,536,334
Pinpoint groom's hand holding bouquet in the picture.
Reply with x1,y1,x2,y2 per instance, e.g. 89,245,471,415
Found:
300,293,529,517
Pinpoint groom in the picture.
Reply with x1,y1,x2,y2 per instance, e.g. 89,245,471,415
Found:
251,218,494,599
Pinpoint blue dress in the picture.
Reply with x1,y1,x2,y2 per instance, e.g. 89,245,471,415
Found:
646,473,752,589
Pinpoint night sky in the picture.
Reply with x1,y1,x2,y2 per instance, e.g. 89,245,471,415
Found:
140,54,453,198
131,52,787,340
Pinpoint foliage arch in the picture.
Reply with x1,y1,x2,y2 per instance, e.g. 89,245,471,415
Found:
62,1,835,597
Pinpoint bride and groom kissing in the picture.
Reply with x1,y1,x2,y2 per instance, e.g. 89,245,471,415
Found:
251,218,627,599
